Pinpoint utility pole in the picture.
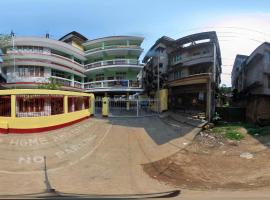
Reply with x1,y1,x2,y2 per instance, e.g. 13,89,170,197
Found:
11,31,17,89
157,50,160,113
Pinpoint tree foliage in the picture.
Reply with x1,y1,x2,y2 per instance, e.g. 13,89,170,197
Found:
0,34,12,50
38,77,62,90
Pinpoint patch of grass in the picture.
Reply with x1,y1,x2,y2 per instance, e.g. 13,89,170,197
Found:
212,122,269,140
212,123,244,141
225,130,244,140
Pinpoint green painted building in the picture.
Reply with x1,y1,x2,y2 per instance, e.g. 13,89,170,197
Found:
82,36,144,97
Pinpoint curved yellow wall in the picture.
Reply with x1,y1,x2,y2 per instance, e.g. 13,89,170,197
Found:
0,89,95,134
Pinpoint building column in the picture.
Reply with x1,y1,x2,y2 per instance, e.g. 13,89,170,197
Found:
11,95,16,118
90,95,94,116
81,77,84,89
126,92,130,111
64,96,68,114
71,74,74,87
206,82,212,121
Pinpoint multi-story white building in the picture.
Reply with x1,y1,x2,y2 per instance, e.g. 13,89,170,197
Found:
0,32,144,97
143,32,222,119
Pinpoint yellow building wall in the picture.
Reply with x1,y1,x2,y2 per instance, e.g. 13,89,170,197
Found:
159,89,168,112
0,110,89,129
71,41,84,51
150,89,168,112
102,97,109,117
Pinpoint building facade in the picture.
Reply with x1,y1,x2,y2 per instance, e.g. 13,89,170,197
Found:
82,36,144,98
231,42,270,124
0,32,144,98
143,32,222,119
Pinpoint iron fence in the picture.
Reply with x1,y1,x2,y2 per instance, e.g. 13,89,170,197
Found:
94,99,103,115
108,99,159,117
0,95,11,117
16,95,64,117
68,96,90,112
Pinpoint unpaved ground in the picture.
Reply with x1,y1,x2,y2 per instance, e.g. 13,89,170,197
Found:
1,115,270,199
0,116,195,196
144,125,270,190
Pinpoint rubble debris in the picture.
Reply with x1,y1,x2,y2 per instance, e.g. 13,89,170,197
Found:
240,152,254,159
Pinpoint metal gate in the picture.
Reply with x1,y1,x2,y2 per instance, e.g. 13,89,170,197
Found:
108,99,159,117
94,99,103,116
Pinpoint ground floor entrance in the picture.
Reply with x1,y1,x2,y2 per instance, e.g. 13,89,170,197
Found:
94,98,159,117
169,83,208,118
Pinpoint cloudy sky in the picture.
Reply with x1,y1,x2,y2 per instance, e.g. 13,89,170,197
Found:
1,0,270,86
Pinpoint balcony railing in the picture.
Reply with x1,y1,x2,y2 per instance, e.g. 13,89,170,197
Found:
4,51,84,69
84,80,141,89
171,53,213,66
85,45,141,54
85,59,142,70
51,76,83,88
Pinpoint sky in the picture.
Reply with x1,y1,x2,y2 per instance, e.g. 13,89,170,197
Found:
1,0,270,86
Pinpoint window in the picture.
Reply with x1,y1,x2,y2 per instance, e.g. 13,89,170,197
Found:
192,52,200,56
0,96,11,117
51,69,69,79
115,72,126,80
17,66,44,77
18,97,45,113
172,54,181,63
29,66,35,76
17,46,44,53
84,97,90,109
96,74,105,81
17,66,28,77
68,97,84,112
35,66,44,77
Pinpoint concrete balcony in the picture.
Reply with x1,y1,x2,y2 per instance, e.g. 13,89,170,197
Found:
51,76,83,89
85,59,144,71
84,79,143,92
2,52,86,77
12,37,86,61
85,45,143,58
171,53,214,67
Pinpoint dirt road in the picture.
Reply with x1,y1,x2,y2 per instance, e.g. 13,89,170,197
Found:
0,117,195,196
0,116,270,199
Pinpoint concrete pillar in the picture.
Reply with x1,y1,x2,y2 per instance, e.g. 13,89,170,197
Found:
64,96,68,114
71,74,74,87
206,82,212,121
89,95,94,116
11,95,16,118
126,92,130,111
81,77,84,89
102,97,108,117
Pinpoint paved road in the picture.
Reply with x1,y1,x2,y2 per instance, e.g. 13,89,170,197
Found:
0,116,196,196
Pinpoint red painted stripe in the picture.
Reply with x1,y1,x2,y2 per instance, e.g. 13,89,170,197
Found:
0,116,90,134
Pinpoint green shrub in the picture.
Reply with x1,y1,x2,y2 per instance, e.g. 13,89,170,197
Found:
225,130,244,140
